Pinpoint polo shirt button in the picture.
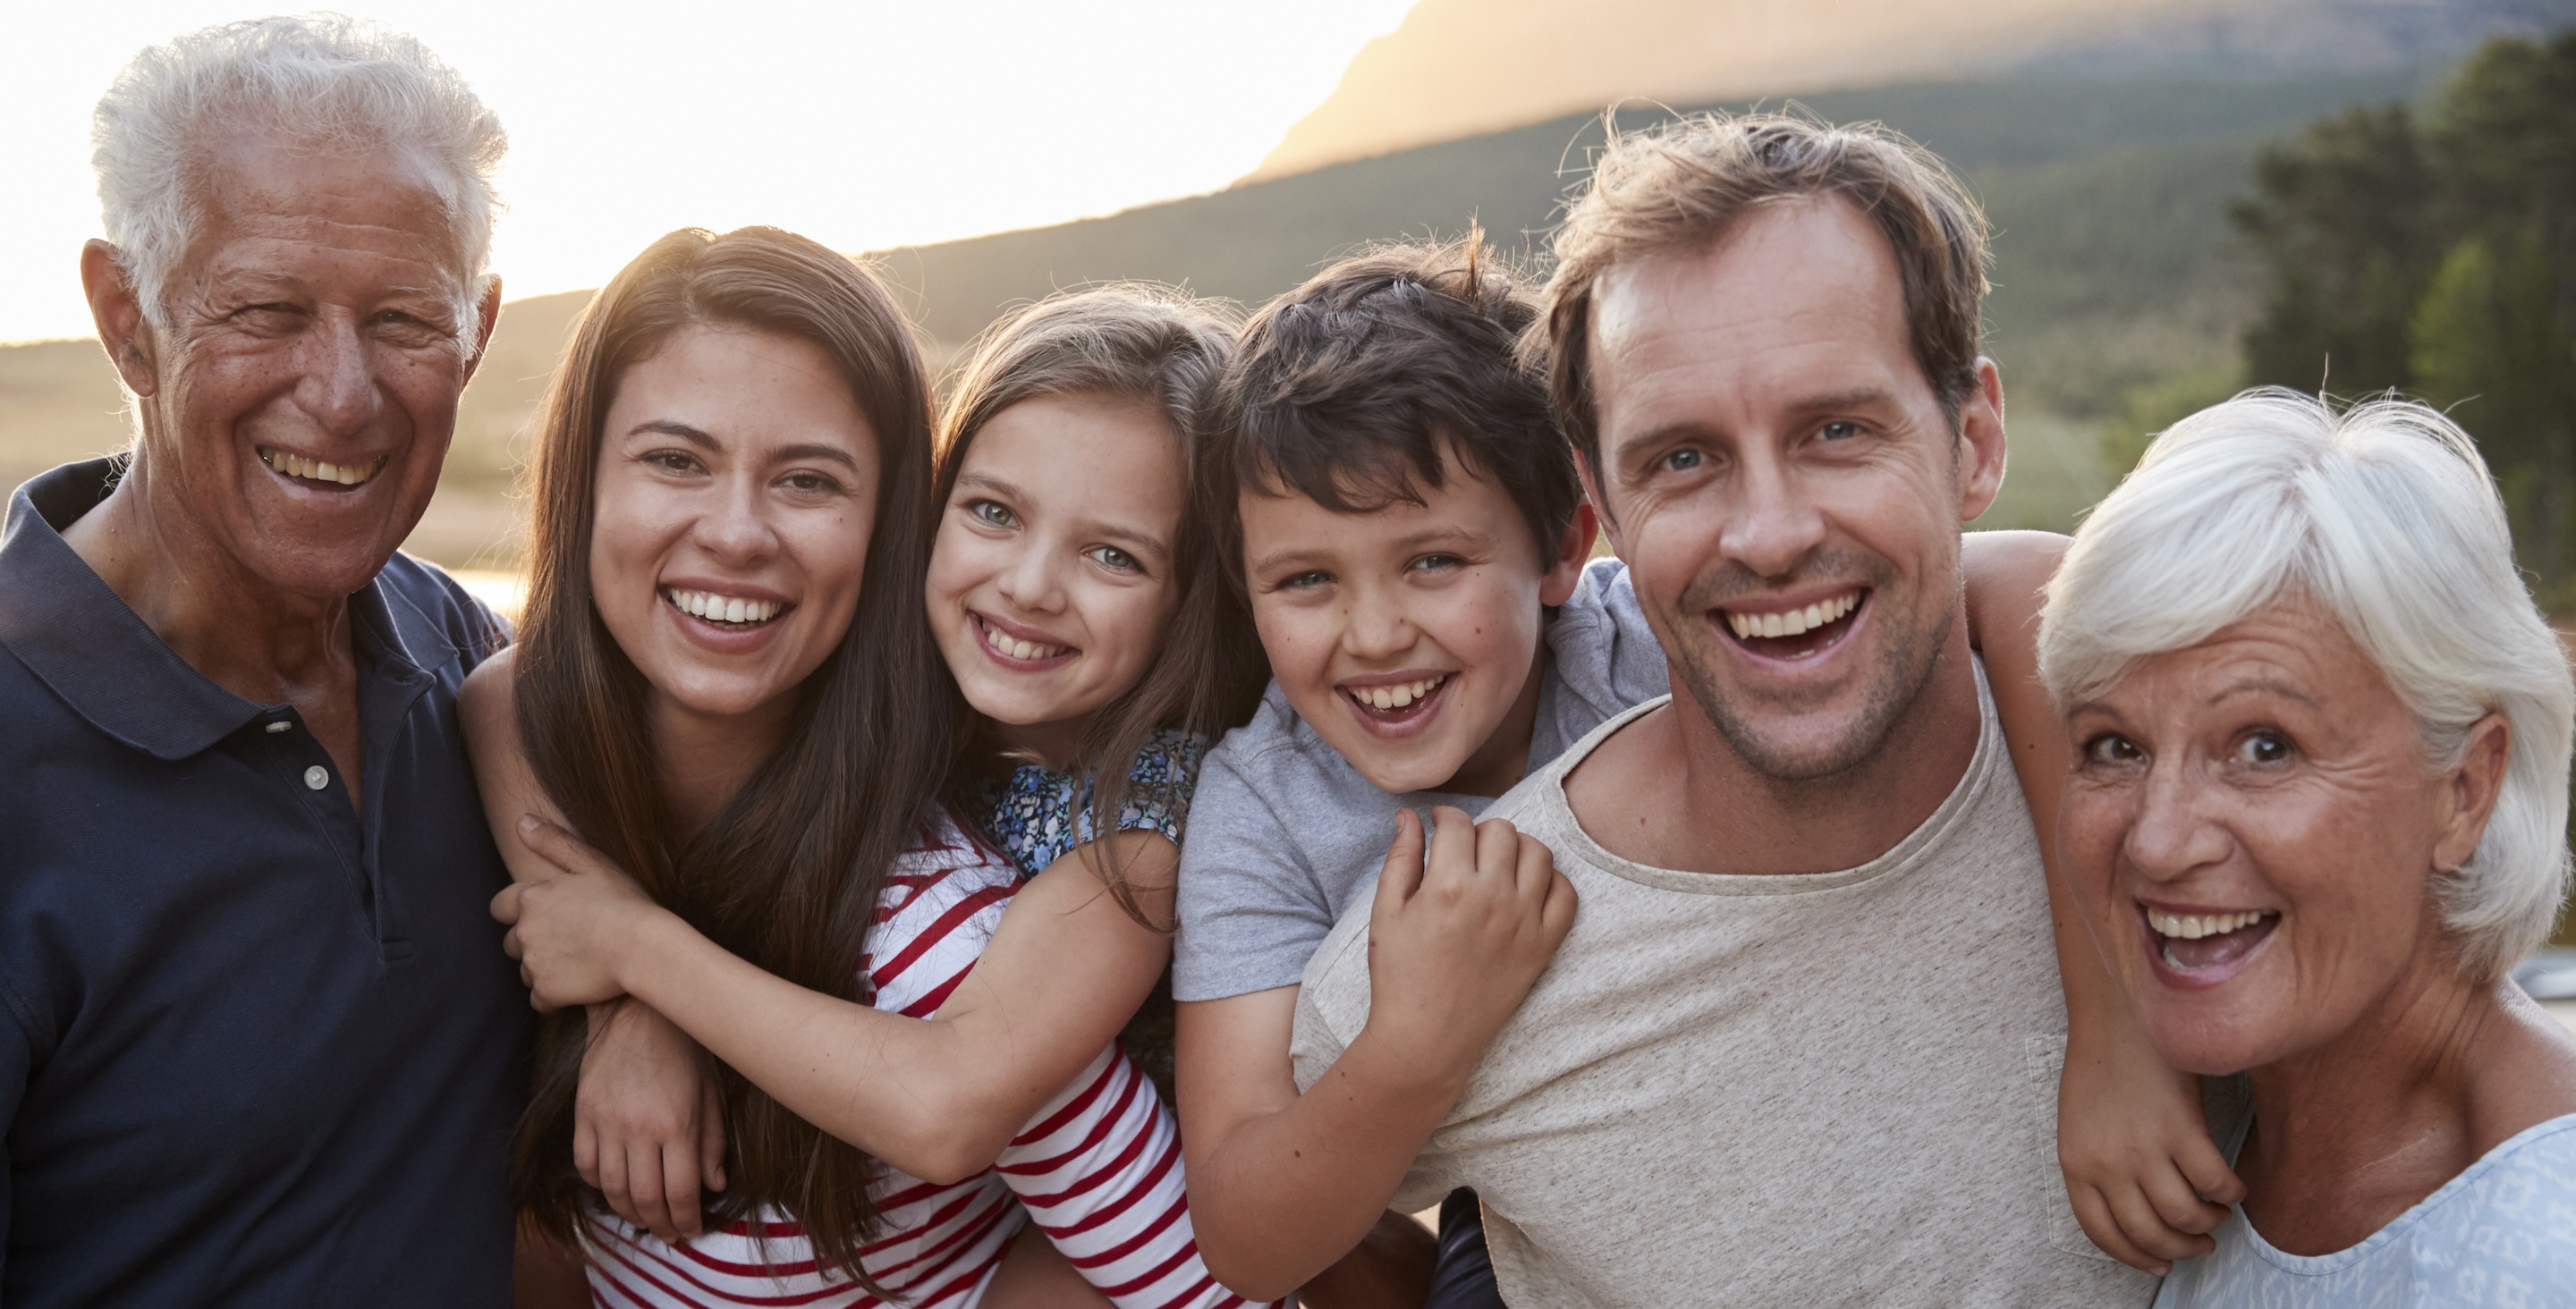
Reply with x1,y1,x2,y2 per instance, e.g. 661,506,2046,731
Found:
303,765,329,790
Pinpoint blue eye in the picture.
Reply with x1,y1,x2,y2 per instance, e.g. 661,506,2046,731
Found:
1664,449,1703,471
1284,570,1331,589
969,499,1016,528
1820,421,1861,441
1089,545,1140,574
2084,733,2142,765
2236,731,2292,765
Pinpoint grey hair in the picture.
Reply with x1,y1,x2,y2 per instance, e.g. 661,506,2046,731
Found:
2040,388,2574,984
91,13,506,326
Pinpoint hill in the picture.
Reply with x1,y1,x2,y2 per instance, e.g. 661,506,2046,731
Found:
0,63,2446,558
1249,0,2573,180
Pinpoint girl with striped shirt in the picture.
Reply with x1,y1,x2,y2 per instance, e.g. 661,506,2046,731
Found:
479,264,1283,1307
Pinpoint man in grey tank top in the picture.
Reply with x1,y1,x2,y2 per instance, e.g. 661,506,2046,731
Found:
1291,115,2158,1305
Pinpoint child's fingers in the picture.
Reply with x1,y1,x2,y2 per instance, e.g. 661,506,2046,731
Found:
1510,829,1555,907
1538,870,1578,950
2175,1132,2247,1207
1369,809,1427,932
2104,1178,2209,1266
490,882,523,925
2140,1156,2233,1238
2068,1182,2168,1275
1422,806,1477,892
1470,817,1521,890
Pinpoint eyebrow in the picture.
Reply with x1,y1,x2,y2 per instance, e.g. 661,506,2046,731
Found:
627,422,862,472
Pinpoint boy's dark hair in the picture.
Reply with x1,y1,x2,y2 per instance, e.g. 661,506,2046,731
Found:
1211,235,1579,588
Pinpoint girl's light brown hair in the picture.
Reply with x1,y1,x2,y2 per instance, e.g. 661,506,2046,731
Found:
508,226,954,1286
933,285,1267,928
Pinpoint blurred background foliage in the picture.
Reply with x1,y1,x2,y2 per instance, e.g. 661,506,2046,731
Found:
2214,30,2576,604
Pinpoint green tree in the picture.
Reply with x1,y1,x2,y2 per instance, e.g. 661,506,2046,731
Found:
2231,105,2443,394
2413,229,2576,589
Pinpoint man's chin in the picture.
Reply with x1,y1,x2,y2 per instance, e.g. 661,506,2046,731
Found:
1676,670,1908,783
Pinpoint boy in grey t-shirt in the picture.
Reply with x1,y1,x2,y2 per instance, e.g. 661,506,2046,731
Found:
1174,242,1665,1304
1174,556,1665,1002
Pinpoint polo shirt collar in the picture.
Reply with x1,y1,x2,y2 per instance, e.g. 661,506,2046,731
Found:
0,459,432,761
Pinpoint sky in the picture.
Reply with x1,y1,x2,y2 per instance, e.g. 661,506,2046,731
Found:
0,1,1416,344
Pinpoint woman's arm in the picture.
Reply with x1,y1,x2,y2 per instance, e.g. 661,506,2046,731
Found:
461,653,725,1246
1962,529,2241,1272
500,819,1176,1186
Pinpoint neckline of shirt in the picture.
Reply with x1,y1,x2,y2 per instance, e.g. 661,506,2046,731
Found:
1528,660,2006,898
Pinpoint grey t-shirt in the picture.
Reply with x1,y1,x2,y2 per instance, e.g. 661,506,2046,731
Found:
1290,669,2159,1307
1172,559,1665,1003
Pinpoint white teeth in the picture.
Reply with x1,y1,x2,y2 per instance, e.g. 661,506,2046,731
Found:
979,621,1066,661
1348,676,1444,712
667,590,780,625
2147,908,2270,940
1727,591,1860,641
258,447,385,486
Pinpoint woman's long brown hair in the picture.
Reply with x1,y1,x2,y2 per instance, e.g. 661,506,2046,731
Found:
507,226,955,1285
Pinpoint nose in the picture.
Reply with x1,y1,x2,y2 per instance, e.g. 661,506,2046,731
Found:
993,536,1067,615
691,469,782,566
1341,579,1417,662
1717,446,1827,581
293,311,384,440
2123,757,2233,885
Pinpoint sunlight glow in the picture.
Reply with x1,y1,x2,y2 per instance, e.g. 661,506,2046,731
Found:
0,0,1414,343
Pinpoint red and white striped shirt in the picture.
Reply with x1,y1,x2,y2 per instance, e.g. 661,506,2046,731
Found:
583,816,1268,1309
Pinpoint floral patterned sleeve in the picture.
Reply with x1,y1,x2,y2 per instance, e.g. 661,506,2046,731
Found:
980,729,1208,880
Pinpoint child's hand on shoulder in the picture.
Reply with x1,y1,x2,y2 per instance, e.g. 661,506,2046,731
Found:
1360,807,1576,1088
2058,1020,2243,1273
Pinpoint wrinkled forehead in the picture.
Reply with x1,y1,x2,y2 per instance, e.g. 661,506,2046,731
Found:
1587,198,1922,443
183,128,476,290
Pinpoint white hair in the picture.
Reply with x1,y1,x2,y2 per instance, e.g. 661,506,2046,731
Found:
2040,388,2575,984
91,13,505,326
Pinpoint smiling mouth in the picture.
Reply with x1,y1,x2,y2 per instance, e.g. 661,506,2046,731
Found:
1720,588,1865,660
2145,906,2280,973
258,446,389,488
1343,673,1450,722
973,613,1073,663
664,587,790,628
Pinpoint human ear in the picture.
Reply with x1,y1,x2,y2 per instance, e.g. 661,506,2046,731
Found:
461,274,504,384
1573,451,1627,559
1955,358,2007,523
1539,502,1599,606
2431,713,2511,874
82,241,157,399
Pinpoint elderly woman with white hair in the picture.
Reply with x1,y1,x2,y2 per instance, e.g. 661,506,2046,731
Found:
2037,389,2576,1305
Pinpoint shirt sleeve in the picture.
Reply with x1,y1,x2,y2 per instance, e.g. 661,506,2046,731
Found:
992,1044,1277,1309
1171,747,1337,1003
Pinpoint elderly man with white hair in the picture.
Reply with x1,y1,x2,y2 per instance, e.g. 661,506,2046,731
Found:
2040,390,2576,1305
0,17,529,1305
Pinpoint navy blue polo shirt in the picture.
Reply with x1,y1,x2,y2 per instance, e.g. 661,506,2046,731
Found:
0,460,530,1306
